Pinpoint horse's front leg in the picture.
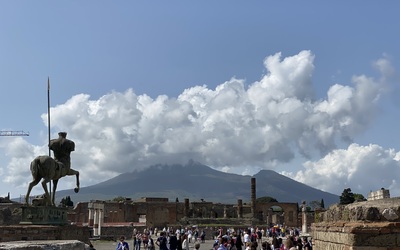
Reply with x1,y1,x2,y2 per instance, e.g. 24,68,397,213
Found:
74,170,80,193
52,179,59,206
68,169,80,193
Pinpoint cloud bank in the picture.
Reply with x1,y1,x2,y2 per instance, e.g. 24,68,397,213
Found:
2,50,398,197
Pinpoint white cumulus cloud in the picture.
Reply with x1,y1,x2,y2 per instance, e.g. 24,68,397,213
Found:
288,143,400,197
1,50,397,197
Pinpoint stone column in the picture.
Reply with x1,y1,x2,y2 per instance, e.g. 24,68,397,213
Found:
237,199,243,218
184,198,190,217
224,206,228,218
98,209,103,236
88,207,94,226
302,201,307,234
93,209,99,236
251,177,256,219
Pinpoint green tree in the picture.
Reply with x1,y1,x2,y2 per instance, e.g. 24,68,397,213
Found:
354,193,367,202
59,196,74,207
340,188,355,205
320,198,325,209
112,196,127,202
256,196,278,203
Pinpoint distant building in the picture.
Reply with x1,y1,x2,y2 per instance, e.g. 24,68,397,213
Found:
368,188,390,201
67,196,300,238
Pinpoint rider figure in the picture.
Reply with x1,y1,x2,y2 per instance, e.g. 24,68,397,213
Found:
49,132,75,173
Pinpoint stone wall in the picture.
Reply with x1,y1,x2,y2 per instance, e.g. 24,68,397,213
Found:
312,221,400,249
100,225,135,241
0,204,22,225
312,198,400,249
69,199,301,230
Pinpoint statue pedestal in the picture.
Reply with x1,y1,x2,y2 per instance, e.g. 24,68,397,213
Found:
20,206,68,225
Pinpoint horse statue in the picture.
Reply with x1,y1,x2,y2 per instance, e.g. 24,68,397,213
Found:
25,155,80,206
25,132,80,206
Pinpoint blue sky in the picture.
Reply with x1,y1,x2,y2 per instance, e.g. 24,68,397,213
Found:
1,1,400,201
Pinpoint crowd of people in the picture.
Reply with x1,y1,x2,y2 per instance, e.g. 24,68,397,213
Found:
115,226,312,250
117,227,206,250
212,227,312,250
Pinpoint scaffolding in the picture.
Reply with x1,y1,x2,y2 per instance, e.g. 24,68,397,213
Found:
0,130,29,136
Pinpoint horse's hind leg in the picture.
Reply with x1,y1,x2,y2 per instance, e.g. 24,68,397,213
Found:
41,179,52,206
25,179,40,205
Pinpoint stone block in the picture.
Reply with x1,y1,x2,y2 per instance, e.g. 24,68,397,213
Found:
20,206,68,225
0,240,85,250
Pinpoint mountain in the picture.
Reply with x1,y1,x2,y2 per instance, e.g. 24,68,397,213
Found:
56,161,339,206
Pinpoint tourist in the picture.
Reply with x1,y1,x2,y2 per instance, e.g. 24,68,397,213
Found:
256,228,262,248
142,230,149,250
235,231,244,250
133,234,137,250
230,231,237,250
116,236,130,250
250,230,257,244
218,236,228,250
182,234,190,250
302,237,312,250
284,238,296,250
261,242,271,250
136,232,142,250
176,233,183,250
148,235,155,250
194,241,201,250
250,242,257,250
243,230,250,245
169,231,178,250
271,235,279,250
296,238,303,250
156,232,168,250
188,229,193,243
278,238,283,249
200,230,206,243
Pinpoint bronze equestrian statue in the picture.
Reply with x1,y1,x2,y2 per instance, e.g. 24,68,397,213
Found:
25,132,80,206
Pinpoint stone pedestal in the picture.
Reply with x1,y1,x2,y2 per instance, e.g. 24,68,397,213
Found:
0,240,85,250
20,206,68,225
0,225,90,243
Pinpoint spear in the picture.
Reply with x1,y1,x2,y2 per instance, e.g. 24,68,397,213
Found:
47,77,51,157
47,77,52,199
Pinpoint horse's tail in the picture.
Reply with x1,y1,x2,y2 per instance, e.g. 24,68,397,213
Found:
30,156,41,179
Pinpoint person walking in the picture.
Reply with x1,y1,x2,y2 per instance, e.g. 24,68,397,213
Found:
116,236,130,250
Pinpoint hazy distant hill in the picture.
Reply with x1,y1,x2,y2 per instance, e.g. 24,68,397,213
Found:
56,161,339,206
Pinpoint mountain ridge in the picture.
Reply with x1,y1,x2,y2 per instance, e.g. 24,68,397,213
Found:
55,162,339,206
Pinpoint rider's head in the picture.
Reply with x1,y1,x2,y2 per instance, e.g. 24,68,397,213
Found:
58,132,67,138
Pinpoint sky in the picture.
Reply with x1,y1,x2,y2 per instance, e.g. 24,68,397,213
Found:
1,1,400,201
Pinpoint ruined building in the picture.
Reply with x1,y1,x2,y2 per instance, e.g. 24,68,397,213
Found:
67,178,300,238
